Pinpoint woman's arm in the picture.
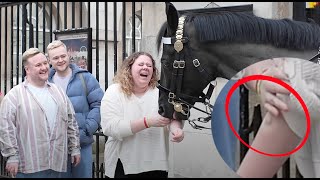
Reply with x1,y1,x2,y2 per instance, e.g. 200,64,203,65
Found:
237,112,300,178
101,85,171,140
100,85,133,140
168,119,184,143
243,59,290,116
242,59,274,91
130,114,171,133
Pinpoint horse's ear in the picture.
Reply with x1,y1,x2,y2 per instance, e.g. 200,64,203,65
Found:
165,2,179,35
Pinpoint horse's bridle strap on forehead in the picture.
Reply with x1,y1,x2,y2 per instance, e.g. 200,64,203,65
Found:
162,37,189,45
174,16,186,53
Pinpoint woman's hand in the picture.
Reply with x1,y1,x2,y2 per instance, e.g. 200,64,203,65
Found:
169,119,184,143
6,162,18,177
170,127,184,142
258,66,291,116
147,114,171,127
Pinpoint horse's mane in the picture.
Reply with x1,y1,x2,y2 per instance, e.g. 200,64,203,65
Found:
157,11,320,52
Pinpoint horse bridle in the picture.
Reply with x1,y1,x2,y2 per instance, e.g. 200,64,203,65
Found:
157,15,215,129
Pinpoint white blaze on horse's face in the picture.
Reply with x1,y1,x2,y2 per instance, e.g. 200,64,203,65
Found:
131,55,154,89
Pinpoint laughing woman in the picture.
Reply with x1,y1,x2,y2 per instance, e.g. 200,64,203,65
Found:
100,52,184,178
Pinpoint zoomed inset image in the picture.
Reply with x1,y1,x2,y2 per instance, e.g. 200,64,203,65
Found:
211,58,320,178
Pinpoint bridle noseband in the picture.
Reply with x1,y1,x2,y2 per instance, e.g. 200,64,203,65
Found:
158,15,215,129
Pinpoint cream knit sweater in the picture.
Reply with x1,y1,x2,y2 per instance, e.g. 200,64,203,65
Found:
101,84,169,178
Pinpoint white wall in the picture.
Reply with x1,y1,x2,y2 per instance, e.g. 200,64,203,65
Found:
173,2,293,19
215,2,273,18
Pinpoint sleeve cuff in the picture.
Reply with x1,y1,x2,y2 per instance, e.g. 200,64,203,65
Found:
118,119,134,138
7,155,19,163
71,148,81,156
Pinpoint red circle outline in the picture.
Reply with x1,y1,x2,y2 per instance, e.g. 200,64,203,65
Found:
225,75,310,157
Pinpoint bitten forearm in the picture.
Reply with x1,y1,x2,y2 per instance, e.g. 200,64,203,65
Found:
169,119,183,131
130,117,149,134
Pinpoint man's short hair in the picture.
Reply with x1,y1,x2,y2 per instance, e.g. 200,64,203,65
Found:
22,48,42,67
47,40,67,55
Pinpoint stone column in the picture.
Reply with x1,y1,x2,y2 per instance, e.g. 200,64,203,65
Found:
141,2,166,66
272,2,293,19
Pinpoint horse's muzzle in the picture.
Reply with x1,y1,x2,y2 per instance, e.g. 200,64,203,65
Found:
158,103,174,119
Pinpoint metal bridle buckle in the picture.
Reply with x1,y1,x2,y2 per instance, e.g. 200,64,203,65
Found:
170,101,189,116
173,60,185,69
168,92,175,104
168,92,190,116
173,102,189,114
173,102,183,112
168,92,175,99
180,103,190,116
193,59,200,67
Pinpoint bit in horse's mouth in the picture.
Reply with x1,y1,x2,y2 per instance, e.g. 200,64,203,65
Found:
173,111,188,121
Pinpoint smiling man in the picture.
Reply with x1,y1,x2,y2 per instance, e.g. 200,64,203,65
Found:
0,48,81,178
47,40,104,178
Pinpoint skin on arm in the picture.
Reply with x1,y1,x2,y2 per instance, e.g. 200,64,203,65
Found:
5,163,18,177
242,59,275,90
130,114,171,134
130,116,184,142
169,119,184,142
71,154,81,167
237,112,301,178
256,66,290,116
243,59,290,116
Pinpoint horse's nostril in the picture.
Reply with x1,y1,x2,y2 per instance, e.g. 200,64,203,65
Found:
158,105,164,115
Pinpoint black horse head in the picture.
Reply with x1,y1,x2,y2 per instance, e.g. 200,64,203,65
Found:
157,2,217,120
